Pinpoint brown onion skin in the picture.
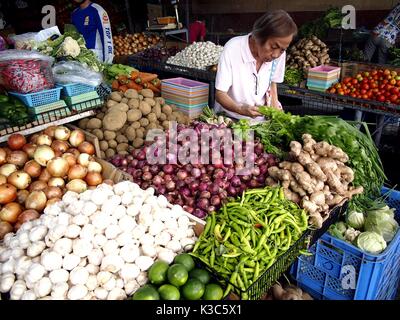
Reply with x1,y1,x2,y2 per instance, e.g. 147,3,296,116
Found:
22,143,37,159
78,142,95,155
62,153,77,167
17,190,30,205
47,157,69,178
17,209,40,224
0,221,13,240
0,202,22,223
68,164,88,180
66,179,87,193
29,181,48,192
6,151,28,168
48,177,65,188
46,198,61,206
24,160,42,178
0,183,17,204
44,186,63,200
7,171,31,190
69,129,85,147
36,134,52,146
67,148,80,158
29,133,40,144
51,140,70,154
85,172,103,186
7,134,26,151
38,169,52,182
25,191,47,212
44,126,57,137
0,148,7,165
0,174,6,185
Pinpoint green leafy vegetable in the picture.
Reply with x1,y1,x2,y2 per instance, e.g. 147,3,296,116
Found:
356,231,387,254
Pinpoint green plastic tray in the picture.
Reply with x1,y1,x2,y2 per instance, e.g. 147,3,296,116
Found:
69,98,104,112
63,91,100,106
27,100,67,115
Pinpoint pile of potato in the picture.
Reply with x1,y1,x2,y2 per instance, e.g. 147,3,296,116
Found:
286,36,330,73
78,89,190,159
113,33,162,56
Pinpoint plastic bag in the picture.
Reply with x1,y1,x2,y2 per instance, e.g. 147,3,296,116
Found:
0,50,55,93
52,61,103,87
0,36,6,51
8,32,39,50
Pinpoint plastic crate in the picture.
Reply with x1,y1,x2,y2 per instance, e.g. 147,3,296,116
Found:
291,187,400,300
27,100,67,115
56,83,96,97
9,87,62,107
63,91,100,106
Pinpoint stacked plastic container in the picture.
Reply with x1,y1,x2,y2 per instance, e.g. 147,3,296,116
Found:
56,83,101,112
291,187,400,300
161,77,209,119
307,65,341,92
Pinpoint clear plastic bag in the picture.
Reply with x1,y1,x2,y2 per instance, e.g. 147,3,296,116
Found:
0,50,55,93
52,61,103,87
8,32,39,50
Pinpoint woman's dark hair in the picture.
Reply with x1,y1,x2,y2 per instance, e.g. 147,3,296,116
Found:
252,10,297,45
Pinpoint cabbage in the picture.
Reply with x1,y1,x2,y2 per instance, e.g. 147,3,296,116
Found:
346,211,365,230
356,232,387,254
344,227,361,242
367,205,395,219
365,210,399,242
328,222,347,240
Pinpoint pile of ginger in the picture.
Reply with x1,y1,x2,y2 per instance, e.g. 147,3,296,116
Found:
266,134,364,228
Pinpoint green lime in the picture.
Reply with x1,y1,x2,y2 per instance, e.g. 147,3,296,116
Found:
189,268,211,285
173,253,195,272
203,283,224,300
167,264,189,287
132,284,160,300
158,284,181,300
182,278,205,300
148,261,170,285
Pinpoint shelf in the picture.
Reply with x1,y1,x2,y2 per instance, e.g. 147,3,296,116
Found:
0,99,103,143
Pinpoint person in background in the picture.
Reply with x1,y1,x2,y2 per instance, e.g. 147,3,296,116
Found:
215,10,297,121
71,0,114,63
189,17,206,43
364,2,400,64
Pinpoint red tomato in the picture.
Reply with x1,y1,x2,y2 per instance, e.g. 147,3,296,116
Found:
378,95,386,102
390,95,398,103
351,79,358,85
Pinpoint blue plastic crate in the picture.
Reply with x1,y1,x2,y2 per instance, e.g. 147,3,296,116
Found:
291,187,400,300
56,83,96,97
9,88,62,107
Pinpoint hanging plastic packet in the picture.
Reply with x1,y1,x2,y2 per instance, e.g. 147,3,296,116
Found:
52,61,103,87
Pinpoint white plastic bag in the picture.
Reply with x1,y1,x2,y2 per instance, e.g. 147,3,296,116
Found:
52,61,103,87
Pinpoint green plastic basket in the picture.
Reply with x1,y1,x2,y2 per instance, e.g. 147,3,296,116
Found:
63,91,100,106
27,100,67,115
69,98,103,112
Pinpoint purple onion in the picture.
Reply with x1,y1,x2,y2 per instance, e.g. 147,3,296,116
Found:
241,175,251,182
209,184,220,195
231,176,241,187
210,195,221,207
180,187,191,198
227,186,237,196
166,181,176,191
249,179,259,188
176,180,186,190
130,159,138,168
143,172,153,181
121,159,128,167
256,157,266,166
136,150,146,160
193,209,207,219
207,206,216,213
191,168,201,178
200,167,207,174
226,168,235,180
200,191,211,199
189,181,199,193
137,160,146,169
255,143,264,155
183,206,194,214
152,175,163,186
252,167,261,176
199,182,209,192
197,198,210,211
141,182,150,189
177,170,188,181
164,174,173,182
260,165,268,175
157,185,166,195
257,175,266,184
150,165,159,175
143,165,150,173
133,170,143,179
213,169,225,180
163,164,174,174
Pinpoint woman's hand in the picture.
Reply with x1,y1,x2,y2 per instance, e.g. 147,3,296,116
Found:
238,104,262,118
270,98,283,111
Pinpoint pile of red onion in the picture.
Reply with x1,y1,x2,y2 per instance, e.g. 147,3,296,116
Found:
110,122,278,219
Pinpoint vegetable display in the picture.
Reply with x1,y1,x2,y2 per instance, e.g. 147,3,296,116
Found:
134,47,181,63
78,89,190,156
104,64,138,82
265,133,363,228
0,127,102,239
329,198,399,254
38,25,104,72
298,7,344,39
113,33,162,57
198,106,234,127
110,122,278,219
0,95,30,126
190,186,308,299
166,42,224,70
110,70,161,95
0,181,198,300
328,69,400,105
286,36,330,73
132,254,224,300
238,107,385,203
284,68,304,86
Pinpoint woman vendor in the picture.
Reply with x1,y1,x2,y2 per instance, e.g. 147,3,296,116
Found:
215,10,297,121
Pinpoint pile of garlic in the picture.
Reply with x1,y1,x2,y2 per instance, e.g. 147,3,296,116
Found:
0,181,198,300
166,41,224,70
